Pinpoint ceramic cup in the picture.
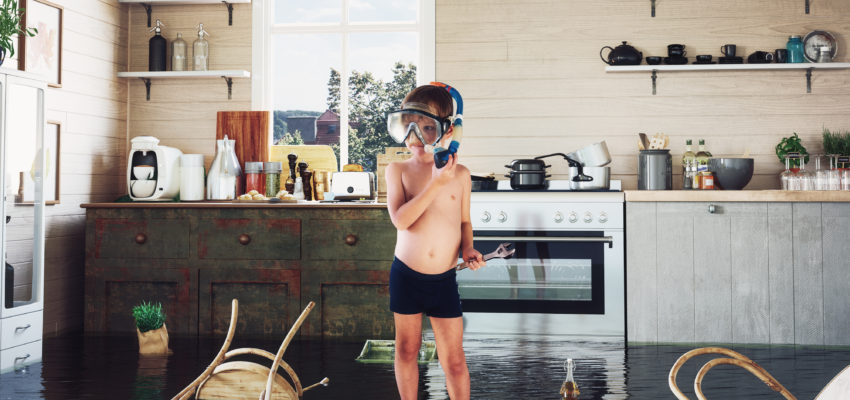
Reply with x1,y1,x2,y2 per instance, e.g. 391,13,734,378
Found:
646,56,662,65
133,165,155,180
721,44,737,57
774,49,788,63
696,54,712,63
668,44,686,57
130,180,157,198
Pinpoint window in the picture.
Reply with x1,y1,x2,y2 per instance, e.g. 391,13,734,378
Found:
256,0,435,171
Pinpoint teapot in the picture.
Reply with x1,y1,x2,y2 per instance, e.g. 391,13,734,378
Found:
600,41,643,66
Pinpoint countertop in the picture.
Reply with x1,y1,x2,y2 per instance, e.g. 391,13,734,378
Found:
80,201,388,209
625,190,850,202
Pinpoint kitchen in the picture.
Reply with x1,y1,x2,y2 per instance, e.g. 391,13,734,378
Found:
2,0,850,399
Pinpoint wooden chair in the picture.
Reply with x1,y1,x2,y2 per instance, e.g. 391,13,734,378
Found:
172,299,329,400
669,347,850,400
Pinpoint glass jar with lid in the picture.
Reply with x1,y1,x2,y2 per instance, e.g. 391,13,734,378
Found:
264,162,282,198
245,162,265,195
787,35,805,63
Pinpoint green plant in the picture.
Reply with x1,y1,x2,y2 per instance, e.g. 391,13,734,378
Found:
822,127,850,156
775,132,808,168
0,0,37,58
132,301,166,333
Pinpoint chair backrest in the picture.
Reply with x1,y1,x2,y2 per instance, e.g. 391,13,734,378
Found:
815,365,850,400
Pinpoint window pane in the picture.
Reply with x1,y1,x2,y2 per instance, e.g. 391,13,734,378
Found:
272,34,341,148
346,32,418,171
349,0,417,23
275,0,341,24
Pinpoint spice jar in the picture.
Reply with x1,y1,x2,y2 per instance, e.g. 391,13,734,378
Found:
244,162,265,195
264,162,282,198
699,171,714,189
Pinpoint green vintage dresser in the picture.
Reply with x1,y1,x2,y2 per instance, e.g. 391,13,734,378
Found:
83,203,396,339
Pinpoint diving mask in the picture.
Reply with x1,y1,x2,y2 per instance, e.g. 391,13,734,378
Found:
386,102,452,150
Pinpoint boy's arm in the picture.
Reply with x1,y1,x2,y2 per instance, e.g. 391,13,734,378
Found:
385,156,458,231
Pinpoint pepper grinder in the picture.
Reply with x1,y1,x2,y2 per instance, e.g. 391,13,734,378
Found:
298,162,312,201
286,153,297,193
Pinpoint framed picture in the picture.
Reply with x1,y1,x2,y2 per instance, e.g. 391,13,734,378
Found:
22,0,62,87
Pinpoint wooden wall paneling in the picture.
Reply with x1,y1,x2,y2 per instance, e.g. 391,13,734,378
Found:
792,203,824,345
729,203,770,344
625,202,658,343
693,203,732,343
821,203,850,345
655,203,695,343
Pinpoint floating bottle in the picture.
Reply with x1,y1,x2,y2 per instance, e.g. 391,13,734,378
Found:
560,358,580,399
172,32,187,71
148,19,167,71
193,23,211,71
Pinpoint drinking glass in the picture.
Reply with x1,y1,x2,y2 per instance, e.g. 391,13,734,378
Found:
843,169,850,191
780,155,795,190
827,155,842,190
813,155,828,190
797,157,814,190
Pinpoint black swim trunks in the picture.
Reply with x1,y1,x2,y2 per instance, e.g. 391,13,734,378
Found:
389,257,462,318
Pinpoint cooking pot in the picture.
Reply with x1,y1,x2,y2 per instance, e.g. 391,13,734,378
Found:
568,166,610,190
567,141,612,167
471,174,498,191
505,170,550,190
505,159,550,172
600,41,643,66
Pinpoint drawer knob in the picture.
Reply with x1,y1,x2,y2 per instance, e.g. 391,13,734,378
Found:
135,233,147,244
345,234,358,246
239,234,252,245
15,324,31,333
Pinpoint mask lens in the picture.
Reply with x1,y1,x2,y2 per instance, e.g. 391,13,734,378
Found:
387,110,444,145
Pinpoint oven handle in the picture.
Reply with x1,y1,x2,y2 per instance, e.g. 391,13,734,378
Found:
473,235,614,248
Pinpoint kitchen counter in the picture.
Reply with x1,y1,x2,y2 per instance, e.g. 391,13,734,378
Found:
81,201,387,209
625,190,850,202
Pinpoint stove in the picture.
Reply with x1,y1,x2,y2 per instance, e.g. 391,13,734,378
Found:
459,180,625,337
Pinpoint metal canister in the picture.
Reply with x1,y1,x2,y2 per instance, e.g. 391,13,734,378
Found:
638,149,672,190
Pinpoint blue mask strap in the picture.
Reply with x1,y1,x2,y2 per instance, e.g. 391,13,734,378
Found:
430,82,464,169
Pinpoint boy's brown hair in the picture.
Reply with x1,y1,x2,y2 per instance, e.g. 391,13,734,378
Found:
402,85,454,119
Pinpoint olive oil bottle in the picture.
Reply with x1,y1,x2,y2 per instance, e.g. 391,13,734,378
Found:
560,358,580,399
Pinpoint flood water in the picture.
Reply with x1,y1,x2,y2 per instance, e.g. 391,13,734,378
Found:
1,333,849,399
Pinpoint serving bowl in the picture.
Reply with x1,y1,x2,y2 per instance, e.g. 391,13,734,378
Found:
709,158,754,190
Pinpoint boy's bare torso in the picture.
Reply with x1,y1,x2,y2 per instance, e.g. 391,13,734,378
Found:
394,159,466,275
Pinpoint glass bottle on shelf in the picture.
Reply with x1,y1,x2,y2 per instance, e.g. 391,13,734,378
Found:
682,139,695,189
193,23,211,71
694,139,710,188
171,32,187,71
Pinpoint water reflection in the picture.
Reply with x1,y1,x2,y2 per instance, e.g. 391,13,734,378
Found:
1,334,849,399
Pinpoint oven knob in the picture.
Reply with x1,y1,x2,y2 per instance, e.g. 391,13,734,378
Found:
583,212,593,223
568,212,578,223
554,212,564,223
481,211,491,223
599,212,608,223
497,211,508,223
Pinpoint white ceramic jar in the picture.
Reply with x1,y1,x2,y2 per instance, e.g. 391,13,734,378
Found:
181,154,205,201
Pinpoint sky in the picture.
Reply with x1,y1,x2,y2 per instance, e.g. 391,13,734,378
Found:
272,0,419,112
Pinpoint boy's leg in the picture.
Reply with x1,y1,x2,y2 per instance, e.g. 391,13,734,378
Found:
394,312,423,400
429,316,470,400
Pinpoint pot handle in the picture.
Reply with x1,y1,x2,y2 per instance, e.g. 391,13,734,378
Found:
504,165,512,169
546,175,552,178
600,46,614,65
504,174,511,178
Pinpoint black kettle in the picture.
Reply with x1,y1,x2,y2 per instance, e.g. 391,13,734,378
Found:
600,41,643,66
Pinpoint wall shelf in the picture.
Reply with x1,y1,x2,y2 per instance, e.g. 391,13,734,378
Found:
118,0,250,26
650,1,812,17
117,70,251,100
606,62,850,94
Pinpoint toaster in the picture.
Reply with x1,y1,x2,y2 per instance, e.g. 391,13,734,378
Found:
331,171,375,201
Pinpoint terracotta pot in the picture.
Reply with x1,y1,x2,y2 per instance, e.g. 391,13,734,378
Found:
137,323,171,356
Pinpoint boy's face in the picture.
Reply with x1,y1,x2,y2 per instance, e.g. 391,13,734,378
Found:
402,102,451,154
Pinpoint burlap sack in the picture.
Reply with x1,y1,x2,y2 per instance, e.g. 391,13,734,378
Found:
137,323,171,356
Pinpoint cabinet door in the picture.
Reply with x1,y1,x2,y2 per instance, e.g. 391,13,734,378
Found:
300,262,393,338
85,265,197,335
198,268,301,338
303,219,395,261
2,76,46,319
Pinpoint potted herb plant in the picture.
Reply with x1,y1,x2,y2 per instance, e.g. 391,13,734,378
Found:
0,0,37,67
822,127,850,169
132,301,171,356
775,132,808,170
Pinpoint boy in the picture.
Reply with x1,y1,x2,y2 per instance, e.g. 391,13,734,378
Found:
384,84,485,400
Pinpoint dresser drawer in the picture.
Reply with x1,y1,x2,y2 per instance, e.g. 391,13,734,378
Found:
1,311,42,350
198,218,301,260
94,218,190,259
304,219,395,261
0,340,42,372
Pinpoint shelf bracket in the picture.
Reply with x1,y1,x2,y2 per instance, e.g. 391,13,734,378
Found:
140,78,152,101
805,0,810,14
651,0,656,17
222,76,234,99
141,3,153,27
806,67,813,93
651,70,658,95
223,1,234,25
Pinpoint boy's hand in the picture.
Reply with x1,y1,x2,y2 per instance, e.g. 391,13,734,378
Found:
462,247,485,271
432,153,458,185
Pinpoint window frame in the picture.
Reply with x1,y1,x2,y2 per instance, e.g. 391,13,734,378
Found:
252,0,435,169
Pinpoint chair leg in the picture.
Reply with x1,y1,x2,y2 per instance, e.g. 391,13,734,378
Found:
263,301,316,400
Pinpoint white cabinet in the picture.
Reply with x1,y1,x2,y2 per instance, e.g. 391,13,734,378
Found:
0,68,47,373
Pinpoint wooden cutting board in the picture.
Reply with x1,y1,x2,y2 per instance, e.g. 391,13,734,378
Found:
216,111,270,165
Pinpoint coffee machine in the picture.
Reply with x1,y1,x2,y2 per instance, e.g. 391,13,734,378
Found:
127,136,183,201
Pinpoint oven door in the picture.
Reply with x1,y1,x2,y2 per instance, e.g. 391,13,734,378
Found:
457,230,624,336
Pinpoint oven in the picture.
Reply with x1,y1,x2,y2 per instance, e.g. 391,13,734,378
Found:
460,188,625,337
